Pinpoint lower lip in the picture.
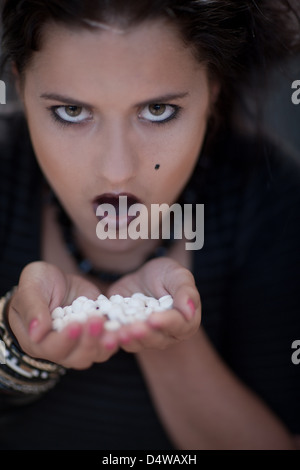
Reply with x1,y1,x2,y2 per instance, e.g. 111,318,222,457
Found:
92,195,143,230
94,207,138,230
104,214,137,230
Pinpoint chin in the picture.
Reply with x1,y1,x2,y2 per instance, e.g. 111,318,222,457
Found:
95,236,142,253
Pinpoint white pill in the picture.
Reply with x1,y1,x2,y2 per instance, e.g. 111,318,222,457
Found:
159,295,173,309
145,298,160,309
97,294,108,301
123,306,138,316
127,298,145,309
144,306,153,316
64,305,73,315
86,308,103,318
51,307,64,319
72,299,85,314
109,294,124,304
132,293,148,300
82,299,96,312
116,312,131,324
152,305,167,312
96,298,112,313
104,320,121,331
75,296,89,303
52,318,64,331
68,312,87,322
107,304,124,319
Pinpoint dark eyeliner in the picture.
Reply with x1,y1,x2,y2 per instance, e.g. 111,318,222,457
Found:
47,105,91,128
48,106,74,128
148,104,182,126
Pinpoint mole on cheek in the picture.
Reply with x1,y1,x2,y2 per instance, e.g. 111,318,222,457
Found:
155,164,160,170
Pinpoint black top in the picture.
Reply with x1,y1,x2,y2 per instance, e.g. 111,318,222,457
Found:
0,112,300,449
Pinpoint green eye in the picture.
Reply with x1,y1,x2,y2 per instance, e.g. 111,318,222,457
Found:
52,105,92,124
148,104,167,116
65,106,82,117
139,103,179,123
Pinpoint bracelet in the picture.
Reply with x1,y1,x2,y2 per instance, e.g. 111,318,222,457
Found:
0,287,66,396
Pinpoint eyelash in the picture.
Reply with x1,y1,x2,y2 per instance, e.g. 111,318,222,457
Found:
140,104,182,126
48,106,86,128
48,104,182,128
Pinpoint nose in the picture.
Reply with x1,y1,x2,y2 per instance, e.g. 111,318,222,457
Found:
98,121,138,187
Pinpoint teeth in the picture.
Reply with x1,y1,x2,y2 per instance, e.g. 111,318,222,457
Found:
51,293,174,332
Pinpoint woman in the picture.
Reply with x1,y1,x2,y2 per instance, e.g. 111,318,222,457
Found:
0,0,299,450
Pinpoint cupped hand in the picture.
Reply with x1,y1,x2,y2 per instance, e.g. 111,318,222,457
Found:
6,261,119,369
106,257,201,353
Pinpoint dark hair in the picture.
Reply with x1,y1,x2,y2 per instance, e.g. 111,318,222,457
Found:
1,0,300,129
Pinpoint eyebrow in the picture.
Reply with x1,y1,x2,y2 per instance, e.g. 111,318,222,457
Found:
39,92,190,108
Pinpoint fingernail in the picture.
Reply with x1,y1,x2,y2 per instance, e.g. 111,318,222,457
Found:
187,299,196,319
132,327,146,339
119,333,131,345
68,325,82,340
29,319,39,336
88,321,103,337
105,340,117,350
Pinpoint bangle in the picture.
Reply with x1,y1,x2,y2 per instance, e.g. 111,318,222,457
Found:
0,287,66,396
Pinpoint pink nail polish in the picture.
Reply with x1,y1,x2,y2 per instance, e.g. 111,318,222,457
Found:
68,325,82,340
88,322,102,337
187,299,196,318
105,341,117,350
29,319,39,336
120,334,131,345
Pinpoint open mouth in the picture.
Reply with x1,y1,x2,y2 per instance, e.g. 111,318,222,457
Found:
92,193,143,229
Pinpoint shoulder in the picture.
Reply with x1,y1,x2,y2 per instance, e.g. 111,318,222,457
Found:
193,128,300,279
205,128,300,242
204,128,300,201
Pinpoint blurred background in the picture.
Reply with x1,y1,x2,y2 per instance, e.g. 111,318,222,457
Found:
262,57,300,160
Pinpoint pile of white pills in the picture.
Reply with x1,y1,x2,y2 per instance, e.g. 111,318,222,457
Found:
51,293,174,332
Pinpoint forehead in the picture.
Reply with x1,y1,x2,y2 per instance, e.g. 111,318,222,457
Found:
25,19,204,98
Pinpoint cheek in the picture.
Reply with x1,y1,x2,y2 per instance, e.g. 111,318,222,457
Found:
28,129,83,208
30,132,66,180
26,113,84,190
154,116,207,200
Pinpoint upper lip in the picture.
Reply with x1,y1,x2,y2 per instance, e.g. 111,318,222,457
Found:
92,192,143,215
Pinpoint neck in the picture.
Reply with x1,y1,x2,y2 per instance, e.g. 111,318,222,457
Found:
52,192,176,282
74,229,165,276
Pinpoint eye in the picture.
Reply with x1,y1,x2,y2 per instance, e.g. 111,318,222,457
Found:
139,104,179,123
53,105,92,124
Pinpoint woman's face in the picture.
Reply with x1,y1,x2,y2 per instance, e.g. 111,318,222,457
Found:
21,19,217,252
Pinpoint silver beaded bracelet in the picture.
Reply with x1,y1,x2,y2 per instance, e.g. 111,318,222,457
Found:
0,287,65,396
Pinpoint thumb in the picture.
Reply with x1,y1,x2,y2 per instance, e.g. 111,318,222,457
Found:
7,262,69,346
163,265,201,321
9,282,62,346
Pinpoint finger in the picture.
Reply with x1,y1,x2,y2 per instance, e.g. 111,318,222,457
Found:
9,285,55,346
100,329,120,352
118,321,172,352
28,322,84,363
27,318,103,368
147,308,198,340
58,320,105,369
7,262,69,345
62,274,101,306
159,264,201,321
